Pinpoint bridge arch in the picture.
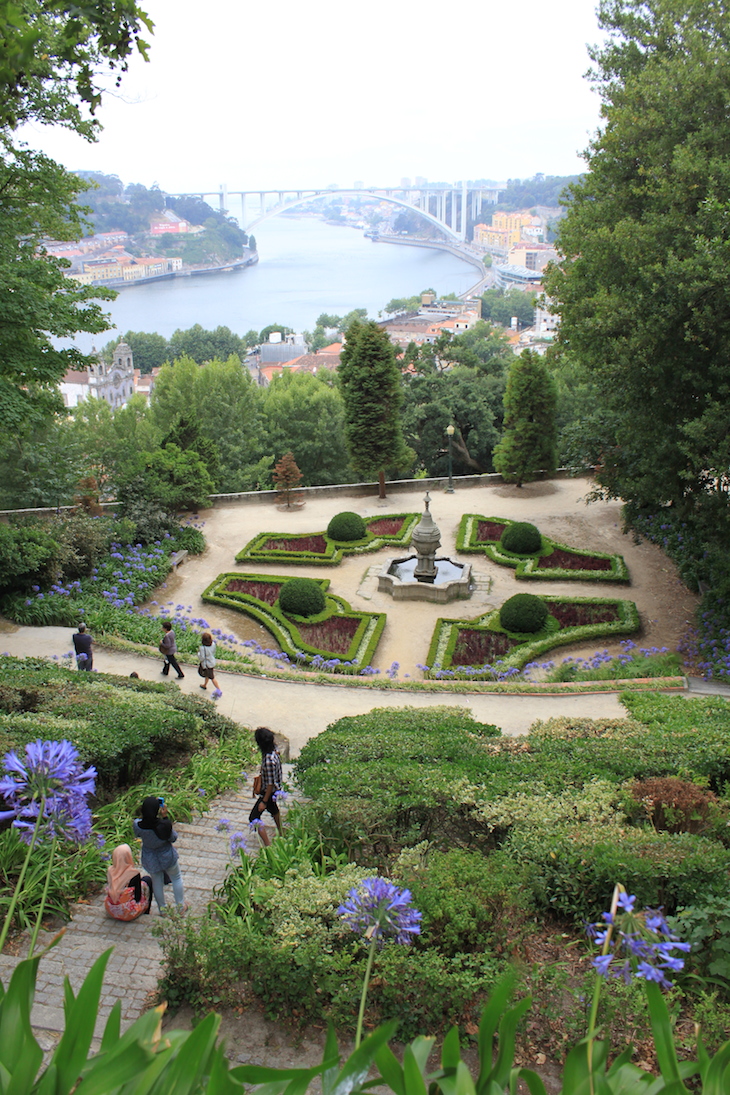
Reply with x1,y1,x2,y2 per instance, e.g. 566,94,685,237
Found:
243,189,460,241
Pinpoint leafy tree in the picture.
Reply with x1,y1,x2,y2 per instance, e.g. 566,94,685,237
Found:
442,321,513,374
272,451,303,508
262,371,350,486
338,320,411,497
247,234,256,251
0,0,151,133
118,443,214,513
544,0,730,515
151,355,268,492
0,148,116,435
342,308,368,332
167,324,245,364
402,368,505,476
244,329,259,348
120,330,169,373
0,419,81,509
316,313,343,330
259,323,292,344
493,350,557,487
480,289,537,328
0,0,151,438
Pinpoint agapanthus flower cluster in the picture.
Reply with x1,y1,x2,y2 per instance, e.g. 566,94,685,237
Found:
230,831,247,853
0,740,96,844
338,876,422,946
587,891,690,989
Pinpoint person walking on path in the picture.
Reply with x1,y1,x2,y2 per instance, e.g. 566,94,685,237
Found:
160,620,184,679
72,621,94,671
250,726,283,847
133,795,186,912
197,631,221,696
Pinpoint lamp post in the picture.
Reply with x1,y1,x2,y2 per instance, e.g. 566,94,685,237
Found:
446,424,455,493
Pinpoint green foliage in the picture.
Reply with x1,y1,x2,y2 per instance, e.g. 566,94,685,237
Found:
262,371,351,487
327,511,367,542
499,593,549,634
500,521,542,555
493,350,558,487
339,321,411,488
674,895,730,993
0,522,60,592
544,0,730,521
294,707,500,854
480,288,538,327
507,822,730,921
279,577,326,618
118,442,215,513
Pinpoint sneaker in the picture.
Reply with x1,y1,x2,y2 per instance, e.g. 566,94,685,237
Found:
177,674,185,679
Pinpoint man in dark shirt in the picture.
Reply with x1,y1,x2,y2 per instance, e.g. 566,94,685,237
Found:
160,620,185,679
72,622,93,671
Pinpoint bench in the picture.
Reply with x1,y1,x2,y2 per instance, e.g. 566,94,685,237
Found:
169,549,189,569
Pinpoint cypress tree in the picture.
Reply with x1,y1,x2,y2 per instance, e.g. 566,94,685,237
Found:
493,350,557,487
338,321,409,498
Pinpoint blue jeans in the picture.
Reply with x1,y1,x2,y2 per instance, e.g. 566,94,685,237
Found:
149,860,184,910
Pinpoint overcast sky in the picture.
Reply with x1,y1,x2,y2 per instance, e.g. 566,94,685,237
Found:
21,0,606,194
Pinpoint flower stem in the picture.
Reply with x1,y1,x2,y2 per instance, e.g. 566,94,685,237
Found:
355,936,377,1049
587,884,623,1095
28,834,57,959
0,803,46,955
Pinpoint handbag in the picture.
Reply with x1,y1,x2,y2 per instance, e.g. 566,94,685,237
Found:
197,663,206,677
253,774,262,797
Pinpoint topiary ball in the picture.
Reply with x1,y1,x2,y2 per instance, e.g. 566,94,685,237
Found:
500,521,542,555
499,593,548,634
326,511,367,542
278,577,326,618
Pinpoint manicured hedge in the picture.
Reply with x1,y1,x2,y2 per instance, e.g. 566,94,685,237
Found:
235,513,419,566
202,572,386,673
426,596,641,674
456,514,630,582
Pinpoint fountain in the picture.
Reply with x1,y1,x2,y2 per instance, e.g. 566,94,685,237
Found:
377,493,472,603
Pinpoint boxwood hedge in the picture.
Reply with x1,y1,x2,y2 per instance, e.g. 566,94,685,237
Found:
235,513,419,566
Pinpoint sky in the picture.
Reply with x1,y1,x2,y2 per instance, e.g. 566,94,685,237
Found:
20,0,607,195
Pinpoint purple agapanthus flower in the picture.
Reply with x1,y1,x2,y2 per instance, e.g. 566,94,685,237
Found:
216,818,231,831
587,900,689,989
0,740,96,845
338,877,422,946
230,831,247,853
249,817,264,832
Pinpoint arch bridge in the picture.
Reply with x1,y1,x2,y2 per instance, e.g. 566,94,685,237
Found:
170,183,504,241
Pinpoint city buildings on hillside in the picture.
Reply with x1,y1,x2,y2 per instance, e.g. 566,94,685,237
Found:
255,342,342,386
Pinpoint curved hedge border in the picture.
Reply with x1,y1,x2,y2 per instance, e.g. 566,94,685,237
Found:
202,572,386,673
235,513,419,566
456,514,630,582
426,596,641,674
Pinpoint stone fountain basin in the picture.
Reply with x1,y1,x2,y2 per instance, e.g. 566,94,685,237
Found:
378,556,473,603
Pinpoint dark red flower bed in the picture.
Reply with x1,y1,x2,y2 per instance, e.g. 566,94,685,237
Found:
264,535,329,553
476,520,508,543
224,579,283,605
296,615,360,656
538,549,612,571
545,601,620,627
367,517,405,536
451,629,517,666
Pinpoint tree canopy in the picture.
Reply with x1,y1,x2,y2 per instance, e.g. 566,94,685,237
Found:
544,0,730,514
338,321,410,497
493,351,557,487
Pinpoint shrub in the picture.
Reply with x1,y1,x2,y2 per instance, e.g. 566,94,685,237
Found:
326,511,367,542
499,593,548,634
278,577,326,618
507,823,730,921
500,521,542,555
628,777,720,834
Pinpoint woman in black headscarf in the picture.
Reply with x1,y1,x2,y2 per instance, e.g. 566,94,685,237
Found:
133,795,186,912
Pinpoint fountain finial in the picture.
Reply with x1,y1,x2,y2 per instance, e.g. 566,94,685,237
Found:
424,491,431,512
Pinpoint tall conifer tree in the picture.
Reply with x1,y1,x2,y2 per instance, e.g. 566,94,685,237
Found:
493,351,557,487
338,321,409,498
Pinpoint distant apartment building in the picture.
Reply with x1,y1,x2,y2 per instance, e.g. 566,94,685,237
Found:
68,252,182,286
507,242,558,271
473,210,546,254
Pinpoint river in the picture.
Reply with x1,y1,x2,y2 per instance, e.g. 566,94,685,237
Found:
77,216,479,350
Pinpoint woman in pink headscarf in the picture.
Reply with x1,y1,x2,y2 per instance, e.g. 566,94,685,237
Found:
104,843,152,921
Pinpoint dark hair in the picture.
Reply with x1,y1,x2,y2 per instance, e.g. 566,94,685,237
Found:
138,795,161,829
255,726,276,754
162,621,172,631
201,631,213,646
129,671,140,679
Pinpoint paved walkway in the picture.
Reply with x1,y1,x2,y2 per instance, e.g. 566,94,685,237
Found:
0,774,295,1048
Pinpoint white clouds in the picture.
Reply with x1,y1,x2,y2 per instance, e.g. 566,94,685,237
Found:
20,0,604,190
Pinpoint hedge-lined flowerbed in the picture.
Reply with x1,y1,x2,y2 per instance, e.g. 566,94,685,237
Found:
202,573,386,672
235,513,419,566
456,514,630,582
425,596,640,675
